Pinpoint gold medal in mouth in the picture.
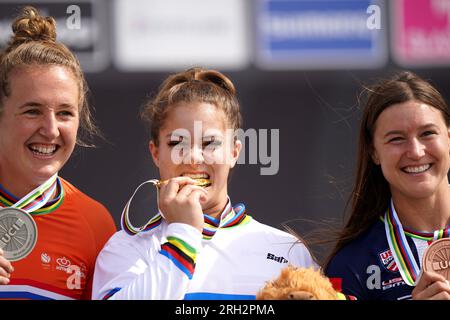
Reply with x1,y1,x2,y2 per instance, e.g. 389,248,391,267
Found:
157,178,211,188
192,178,211,187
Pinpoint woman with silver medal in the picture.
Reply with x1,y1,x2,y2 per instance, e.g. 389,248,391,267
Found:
0,7,116,299
92,68,317,300
325,71,450,300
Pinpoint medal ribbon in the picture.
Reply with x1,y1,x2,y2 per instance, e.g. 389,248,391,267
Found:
7,173,59,214
384,199,421,286
121,180,251,238
121,179,161,235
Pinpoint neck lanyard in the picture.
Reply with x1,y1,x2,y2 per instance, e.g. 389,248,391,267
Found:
384,199,450,286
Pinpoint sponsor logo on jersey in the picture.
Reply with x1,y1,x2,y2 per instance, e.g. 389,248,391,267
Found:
382,277,405,291
378,249,398,273
41,252,51,264
266,253,288,263
56,256,72,272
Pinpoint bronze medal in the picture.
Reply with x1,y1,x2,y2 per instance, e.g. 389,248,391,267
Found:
422,238,450,280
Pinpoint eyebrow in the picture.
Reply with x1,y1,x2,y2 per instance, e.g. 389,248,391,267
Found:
383,123,439,138
19,102,77,109
19,102,42,108
203,134,223,140
166,133,184,139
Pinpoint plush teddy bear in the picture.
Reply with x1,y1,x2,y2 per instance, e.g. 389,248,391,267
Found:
256,265,344,300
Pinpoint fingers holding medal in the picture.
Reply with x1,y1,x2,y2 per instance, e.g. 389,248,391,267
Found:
413,238,450,300
158,177,208,232
0,248,13,285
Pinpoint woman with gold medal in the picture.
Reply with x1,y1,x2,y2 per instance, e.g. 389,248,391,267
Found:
0,7,116,299
325,71,450,300
92,67,317,300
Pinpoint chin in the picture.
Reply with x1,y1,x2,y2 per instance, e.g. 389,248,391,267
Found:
402,184,438,200
32,167,60,181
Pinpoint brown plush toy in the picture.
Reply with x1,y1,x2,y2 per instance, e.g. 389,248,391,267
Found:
256,265,342,300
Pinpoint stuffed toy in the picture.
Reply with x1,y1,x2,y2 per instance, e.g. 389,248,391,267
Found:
256,265,345,300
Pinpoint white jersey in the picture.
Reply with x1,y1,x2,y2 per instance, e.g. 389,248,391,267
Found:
92,201,316,300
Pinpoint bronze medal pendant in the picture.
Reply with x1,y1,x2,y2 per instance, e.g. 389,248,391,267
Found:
422,238,450,280
0,207,38,261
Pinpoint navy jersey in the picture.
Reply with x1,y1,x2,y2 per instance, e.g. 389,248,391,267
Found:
325,218,430,300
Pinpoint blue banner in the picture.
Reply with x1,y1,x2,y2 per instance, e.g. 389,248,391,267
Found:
255,0,387,69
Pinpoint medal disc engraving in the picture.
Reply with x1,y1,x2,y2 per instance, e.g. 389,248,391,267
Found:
0,208,37,261
422,238,450,280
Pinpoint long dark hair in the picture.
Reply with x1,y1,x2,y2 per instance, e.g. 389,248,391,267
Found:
324,71,450,270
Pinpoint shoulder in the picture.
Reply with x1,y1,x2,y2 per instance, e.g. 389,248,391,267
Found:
327,219,385,274
246,219,299,242
60,178,114,222
60,177,116,244
247,219,315,267
60,178,108,212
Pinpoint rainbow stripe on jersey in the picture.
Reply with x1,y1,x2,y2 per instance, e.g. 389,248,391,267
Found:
159,202,251,279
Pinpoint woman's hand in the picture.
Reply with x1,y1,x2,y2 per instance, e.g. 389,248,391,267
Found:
412,271,450,300
0,248,13,285
158,177,208,232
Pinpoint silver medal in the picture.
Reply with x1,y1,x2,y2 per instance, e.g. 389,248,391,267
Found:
0,207,38,261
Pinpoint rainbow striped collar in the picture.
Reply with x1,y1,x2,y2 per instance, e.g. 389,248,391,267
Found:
0,178,64,215
125,200,252,240
380,215,450,241
202,201,251,240
383,199,450,286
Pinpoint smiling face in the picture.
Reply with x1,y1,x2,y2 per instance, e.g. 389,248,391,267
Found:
371,100,450,201
0,65,80,197
149,101,241,216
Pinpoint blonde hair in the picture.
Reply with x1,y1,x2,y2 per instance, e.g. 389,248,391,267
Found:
141,67,242,145
0,6,100,147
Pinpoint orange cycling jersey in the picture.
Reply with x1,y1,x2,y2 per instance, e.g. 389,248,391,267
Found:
0,178,116,299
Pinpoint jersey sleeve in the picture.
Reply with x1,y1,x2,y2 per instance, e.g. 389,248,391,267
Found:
288,241,318,269
66,185,117,300
92,223,203,300
82,203,117,300
325,251,367,300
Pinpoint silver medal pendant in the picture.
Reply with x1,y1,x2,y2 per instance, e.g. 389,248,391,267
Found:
0,207,38,261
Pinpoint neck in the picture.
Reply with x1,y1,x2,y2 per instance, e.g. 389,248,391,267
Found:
0,177,36,200
392,187,450,232
203,195,230,220
0,171,57,201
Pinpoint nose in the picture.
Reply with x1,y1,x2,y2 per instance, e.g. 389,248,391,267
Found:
185,145,204,165
406,138,425,159
39,112,59,140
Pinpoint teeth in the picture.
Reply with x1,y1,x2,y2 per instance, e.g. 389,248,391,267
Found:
182,173,210,179
29,144,56,155
404,164,431,173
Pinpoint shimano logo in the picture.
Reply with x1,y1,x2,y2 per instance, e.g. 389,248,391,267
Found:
266,253,288,263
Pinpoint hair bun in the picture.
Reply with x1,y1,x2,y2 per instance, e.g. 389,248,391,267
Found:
196,69,236,96
9,6,57,48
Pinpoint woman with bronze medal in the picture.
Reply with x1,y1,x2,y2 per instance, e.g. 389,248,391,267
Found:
325,71,450,300
92,68,317,300
0,7,116,299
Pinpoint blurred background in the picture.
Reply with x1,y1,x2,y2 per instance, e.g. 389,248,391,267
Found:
1,0,449,263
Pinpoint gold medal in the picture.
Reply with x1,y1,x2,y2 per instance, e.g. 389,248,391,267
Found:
156,178,211,188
